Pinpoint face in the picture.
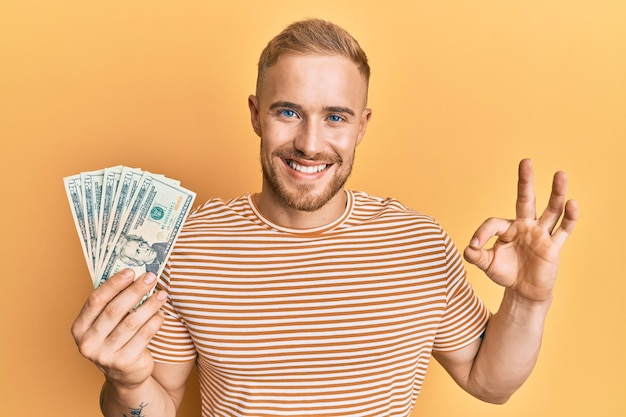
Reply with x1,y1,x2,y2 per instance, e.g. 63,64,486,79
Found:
249,54,372,212
121,240,157,265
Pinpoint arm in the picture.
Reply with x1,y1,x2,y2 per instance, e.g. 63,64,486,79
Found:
100,362,194,416
434,289,551,404
434,159,578,404
71,269,193,416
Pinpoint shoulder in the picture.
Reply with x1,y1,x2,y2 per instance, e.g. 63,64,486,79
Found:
188,194,251,218
349,190,438,225
182,194,255,228
344,190,450,246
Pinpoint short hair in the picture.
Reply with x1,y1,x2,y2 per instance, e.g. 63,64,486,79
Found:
256,18,370,98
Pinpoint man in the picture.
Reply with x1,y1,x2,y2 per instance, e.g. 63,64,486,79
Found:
71,18,578,417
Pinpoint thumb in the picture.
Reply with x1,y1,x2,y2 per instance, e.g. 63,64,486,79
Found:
463,244,493,273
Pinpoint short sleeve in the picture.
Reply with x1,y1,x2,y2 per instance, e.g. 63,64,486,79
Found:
148,264,197,363
432,229,491,352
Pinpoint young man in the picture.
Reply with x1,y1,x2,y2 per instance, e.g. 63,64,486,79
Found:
72,19,578,417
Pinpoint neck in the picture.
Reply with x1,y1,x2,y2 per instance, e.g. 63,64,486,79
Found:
254,188,348,230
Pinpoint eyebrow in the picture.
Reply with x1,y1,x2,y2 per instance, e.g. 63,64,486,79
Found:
325,106,355,117
268,101,302,111
268,102,355,117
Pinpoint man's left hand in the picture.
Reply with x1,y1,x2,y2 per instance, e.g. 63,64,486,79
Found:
463,158,579,302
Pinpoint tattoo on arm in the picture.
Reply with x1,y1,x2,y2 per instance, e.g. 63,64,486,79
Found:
123,402,148,417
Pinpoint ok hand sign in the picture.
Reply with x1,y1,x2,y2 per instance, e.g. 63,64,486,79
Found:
463,159,579,302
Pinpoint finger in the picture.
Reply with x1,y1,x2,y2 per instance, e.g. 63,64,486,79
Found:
516,158,537,220
464,217,511,271
89,272,160,338
537,170,568,232
551,199,579,248
107,290,168,350
71,269,135,340
468,217,512,248
119,308,166,355
463,245,494,272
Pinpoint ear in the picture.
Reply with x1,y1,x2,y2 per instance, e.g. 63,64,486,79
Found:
248,95,262,137
356,107,372,145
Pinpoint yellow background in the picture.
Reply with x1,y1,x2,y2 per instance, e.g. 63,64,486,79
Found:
1,1,624,416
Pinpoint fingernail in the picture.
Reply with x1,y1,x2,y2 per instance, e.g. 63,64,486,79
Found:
156,290,167,301
470,238,479,248
143,273,156,284
120,269,134,279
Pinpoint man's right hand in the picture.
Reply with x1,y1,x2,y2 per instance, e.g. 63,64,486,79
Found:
71,269,167,389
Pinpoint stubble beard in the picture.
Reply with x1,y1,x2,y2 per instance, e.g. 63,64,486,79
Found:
261,145,354,212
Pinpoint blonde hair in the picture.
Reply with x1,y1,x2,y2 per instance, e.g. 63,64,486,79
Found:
256,18,370,97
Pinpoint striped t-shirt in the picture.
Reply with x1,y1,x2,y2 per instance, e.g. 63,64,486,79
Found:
149,190,490,417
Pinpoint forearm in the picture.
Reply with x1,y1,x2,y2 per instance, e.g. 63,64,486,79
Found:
100,377,177,417
467,288,552,403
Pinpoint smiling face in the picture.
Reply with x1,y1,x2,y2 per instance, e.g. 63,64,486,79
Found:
249,53,372,219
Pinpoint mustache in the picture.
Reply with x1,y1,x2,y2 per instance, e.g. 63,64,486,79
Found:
272,149,343,164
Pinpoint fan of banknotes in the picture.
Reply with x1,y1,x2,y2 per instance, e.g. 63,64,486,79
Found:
63,166,196,289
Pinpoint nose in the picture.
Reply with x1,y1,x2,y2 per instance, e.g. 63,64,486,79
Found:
293,119,324,158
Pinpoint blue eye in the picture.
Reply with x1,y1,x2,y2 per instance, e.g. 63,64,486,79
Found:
280,109,296,118
328,114,343,122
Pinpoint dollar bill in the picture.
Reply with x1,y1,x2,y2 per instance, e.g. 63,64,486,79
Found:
80,169,104,276
63,167,196,291
96,166,123,272
97,173,195,287
96,167,145,279
63,174,92,277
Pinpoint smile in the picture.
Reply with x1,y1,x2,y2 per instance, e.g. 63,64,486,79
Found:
286,159,329,174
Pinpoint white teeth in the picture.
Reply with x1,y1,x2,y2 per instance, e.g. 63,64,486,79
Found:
288,160,328,174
